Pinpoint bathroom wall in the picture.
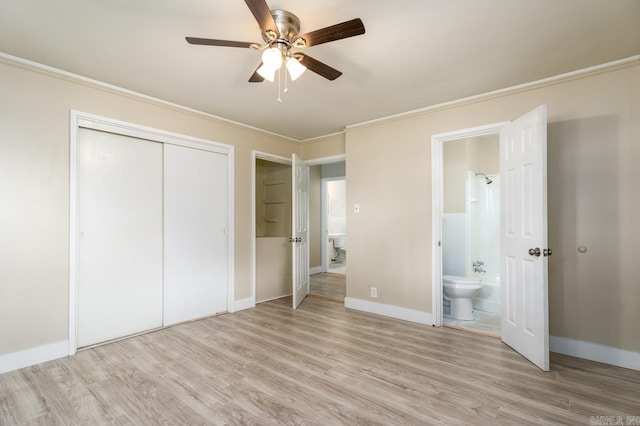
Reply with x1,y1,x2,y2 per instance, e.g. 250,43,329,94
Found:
444,135,499,214
442,213,467,276
327,180,347,235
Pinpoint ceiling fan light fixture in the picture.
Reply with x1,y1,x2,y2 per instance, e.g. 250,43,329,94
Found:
257,63,277,82
261,47,283,69
286,57,307,81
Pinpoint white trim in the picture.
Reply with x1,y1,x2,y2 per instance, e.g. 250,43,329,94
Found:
232,297,256,313
346,55,640,132
309,266,324,275
431,122,508,327
2,52,638,144
300,131,345,144
69,110,235,354
345,297,434,326
0,52,297,143
256,294,293,304
0,340,68,375
304,154,346,166
550,336,640,371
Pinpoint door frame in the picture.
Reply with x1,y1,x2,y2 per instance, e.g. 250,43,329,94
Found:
69,110,235,355
431,121,508,326
250,151,292,307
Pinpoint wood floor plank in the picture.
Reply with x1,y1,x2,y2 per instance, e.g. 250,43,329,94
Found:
1,296,638,425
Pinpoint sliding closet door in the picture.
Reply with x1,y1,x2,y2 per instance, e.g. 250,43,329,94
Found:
163,144,228,326
77,128,163,347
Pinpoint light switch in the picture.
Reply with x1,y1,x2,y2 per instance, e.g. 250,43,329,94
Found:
354,203,360,213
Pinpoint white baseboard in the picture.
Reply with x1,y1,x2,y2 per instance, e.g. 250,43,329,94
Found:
0,340,68,375
309,266,324,275
550,336,640,371
231,297,255,313
256,293,292,304
345,297,434,326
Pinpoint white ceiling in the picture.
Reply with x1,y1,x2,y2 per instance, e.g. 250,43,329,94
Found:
1,0,639,140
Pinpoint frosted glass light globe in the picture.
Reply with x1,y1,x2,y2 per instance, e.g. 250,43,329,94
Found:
262,47,283,69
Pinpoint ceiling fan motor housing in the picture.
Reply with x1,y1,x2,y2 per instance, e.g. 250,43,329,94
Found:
263,9,301,43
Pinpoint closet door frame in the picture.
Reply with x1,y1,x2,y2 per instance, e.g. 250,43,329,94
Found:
68,110,235,355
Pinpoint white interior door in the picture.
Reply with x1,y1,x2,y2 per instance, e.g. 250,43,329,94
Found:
292,153,309,308
77,128,163,347
163,144,228,326
500,105,549,371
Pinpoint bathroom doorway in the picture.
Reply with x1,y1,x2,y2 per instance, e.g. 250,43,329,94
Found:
440,133,501,338
431,106,551,372
323,177,347,275
307,157,346,303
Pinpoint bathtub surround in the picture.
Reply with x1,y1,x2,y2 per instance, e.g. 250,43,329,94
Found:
468,172,501,315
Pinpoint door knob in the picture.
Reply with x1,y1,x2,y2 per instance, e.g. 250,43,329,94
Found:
528,247,541,257
543,248,553,257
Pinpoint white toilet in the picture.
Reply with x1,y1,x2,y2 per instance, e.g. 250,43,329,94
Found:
443,275,482,321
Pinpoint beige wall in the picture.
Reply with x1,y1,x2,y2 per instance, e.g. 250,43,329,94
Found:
346,63,640,353
299,133,345,160
444,135,500,213
0,58,297,356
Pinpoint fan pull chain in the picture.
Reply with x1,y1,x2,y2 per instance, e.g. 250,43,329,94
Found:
277,67,282,103
284,65,289,94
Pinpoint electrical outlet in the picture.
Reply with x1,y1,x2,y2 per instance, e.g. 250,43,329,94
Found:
371,287,377,298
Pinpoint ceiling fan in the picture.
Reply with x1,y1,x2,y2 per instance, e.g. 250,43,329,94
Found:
185,0,366,83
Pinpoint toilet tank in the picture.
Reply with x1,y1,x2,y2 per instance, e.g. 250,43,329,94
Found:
443,275,480,285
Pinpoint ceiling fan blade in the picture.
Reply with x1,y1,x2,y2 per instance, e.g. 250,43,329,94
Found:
244,0,280,38
297,54,342,81
249,62,265,82
186,37,255,48
294,18,365,48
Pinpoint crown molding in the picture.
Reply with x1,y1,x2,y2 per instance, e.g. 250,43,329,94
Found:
3,51,638,143
345,55,640,133
0,51,299,143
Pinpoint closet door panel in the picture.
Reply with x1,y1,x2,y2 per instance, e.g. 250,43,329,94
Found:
163,144,228,325
77,128,163,347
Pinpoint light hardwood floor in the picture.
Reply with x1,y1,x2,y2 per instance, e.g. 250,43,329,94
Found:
309,272,346,302
1,297,638,425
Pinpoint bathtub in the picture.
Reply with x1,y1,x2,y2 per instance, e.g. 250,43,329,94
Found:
472,272,500,314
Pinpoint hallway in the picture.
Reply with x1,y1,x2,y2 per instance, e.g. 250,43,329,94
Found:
309,273,345,302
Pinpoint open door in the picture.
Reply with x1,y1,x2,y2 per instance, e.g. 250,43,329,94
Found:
292,153,309,308
500,105,549,371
